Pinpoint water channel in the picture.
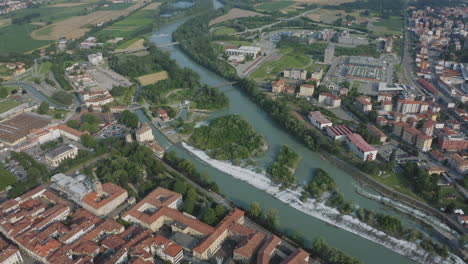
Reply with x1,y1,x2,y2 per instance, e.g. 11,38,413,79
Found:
133,2,443,264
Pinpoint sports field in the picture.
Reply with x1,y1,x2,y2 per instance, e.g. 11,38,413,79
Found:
251,48,311,79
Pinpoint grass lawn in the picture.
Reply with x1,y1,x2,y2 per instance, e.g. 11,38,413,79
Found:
251,48,310,79
39,62,52,76
439,186,468,213
114,85,136,105
373,16,403,35
0,99,21,114
35,26,54,36
256,1,294,12
0,24,51,54
370,171,423,201
306,63,328,74
213,26,238,36
6,5,92,24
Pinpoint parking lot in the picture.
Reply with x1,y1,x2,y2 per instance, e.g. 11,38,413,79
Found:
95,122,128,139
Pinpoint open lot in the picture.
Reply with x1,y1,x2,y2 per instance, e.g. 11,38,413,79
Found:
137,71,168,86
370,16,404,36
251,48,311,79
209,8,266,26
142,2,162,10
307,8,367,24
31,0,146,40
96,8,153,39
255,1,295,12
115,38,145,51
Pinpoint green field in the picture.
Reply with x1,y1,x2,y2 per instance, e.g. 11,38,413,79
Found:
97,3,133,11
251,48,310,79
0,168,16,191
256,1,294,12
4,4,92,24
373,16,403,35
369,171,423,201
0,99,21,114
97,9,153,38
213,26,238,36
0,24,51,54
35,26,53,36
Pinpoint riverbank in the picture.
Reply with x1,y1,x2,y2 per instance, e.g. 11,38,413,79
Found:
181,142,465,264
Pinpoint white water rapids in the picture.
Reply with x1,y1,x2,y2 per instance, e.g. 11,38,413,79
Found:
182,142,465,264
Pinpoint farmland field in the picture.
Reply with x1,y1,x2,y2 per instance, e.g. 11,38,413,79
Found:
372,16,403,35
0,24,51,54
137,71,169,86
255,1,294,12
209,8,266,26
96,9,154,39
30,0,147,40
213,26,238,36
115,38,145,51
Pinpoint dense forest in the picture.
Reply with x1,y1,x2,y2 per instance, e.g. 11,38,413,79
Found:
267,146,301,188
190,114,265,160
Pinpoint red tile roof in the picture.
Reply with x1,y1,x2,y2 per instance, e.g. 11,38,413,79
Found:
326,125,353,137
257,235,281,264
280,248,309,264
81,182,127,210
347,133,377,152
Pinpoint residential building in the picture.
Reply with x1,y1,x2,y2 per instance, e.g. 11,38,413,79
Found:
381,101,393,112
82,91,114,107
87,53,103,66
355,96,372,112
449,154,468,174
81,181,128,216
396,99,428,114
272,79,285,93
45,144,79,167
257,235,281,264
157,108,170,122
346,133,377,161
318,93,341,107
0,237,23,264
311,67,323,80
416,133,433,152
308,111,332,130
393,122,410,137
147,140,165,159
283,69,307,80
402,127,420,145
377,93,392,102
136,123,153,142
326,125,353,141
298,84,314,97
439,133,468,151
280,248,310,264
385,38,393,53
367,124,387,143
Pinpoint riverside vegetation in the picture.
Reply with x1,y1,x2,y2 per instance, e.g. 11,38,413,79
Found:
267,145,301,188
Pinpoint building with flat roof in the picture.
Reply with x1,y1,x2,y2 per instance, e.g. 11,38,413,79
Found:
308,111,332,130
284,69,307,80
50,173,91,204
81,181,128,216
45,144,79,167
225,46,261,59
346,133,377,161
298,84,314,97
318,93,341,107
416,133,433,152
324,44,335,64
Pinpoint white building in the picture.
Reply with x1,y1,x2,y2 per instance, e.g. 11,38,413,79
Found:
299,84,314,97
136,123,153,142
308,111,332,130
83,91,114,107
345,133,377,161
225,46,261,59
284,69,307,80
88,52,103,65
318,93,341,108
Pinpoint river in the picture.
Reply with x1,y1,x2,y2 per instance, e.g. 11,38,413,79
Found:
135,2,444,264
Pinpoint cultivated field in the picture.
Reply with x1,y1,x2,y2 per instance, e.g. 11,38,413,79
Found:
31,0,146,40
307,8,366,24
142,2,161,10
115,38,145,51
49,2,87,7
291,0,356,4
137,71,169,86
209,8,266,26
0,19,10,28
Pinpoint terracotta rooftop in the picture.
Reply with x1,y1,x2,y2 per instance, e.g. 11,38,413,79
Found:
81,182,127,210
257,235,281,264
280,248,309,264
327,125,353,137
347,133,377,152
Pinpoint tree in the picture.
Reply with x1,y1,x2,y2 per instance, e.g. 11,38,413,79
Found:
368,110,378,122
37,102,49,115
182,198,195,214
215,204,225,217
202,208,216,225
444,202,455,214
119,110,139,129
264,208,280,230
102,104,110,113
81,134,98,148
0,87,8,98
173,180,187,195
68,120,79,129
249,202,262,218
